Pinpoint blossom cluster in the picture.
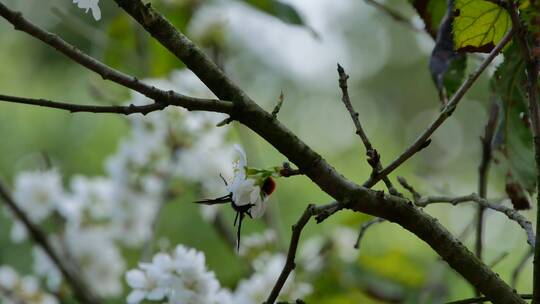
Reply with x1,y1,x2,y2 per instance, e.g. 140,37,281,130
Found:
126,244,312,304
0,265,58,304
4,69,236,298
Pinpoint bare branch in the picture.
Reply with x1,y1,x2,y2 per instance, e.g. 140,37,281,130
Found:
265,204,315,304
487,251,508,268
271,91,285,119
364,29,514,188
0,180,101,304
279,162,302,177
0,94,169,115
337,64,399,195
416,193,535,248
0,2,233,114
476,102,499,261
354,217,385,249
512,249,533,288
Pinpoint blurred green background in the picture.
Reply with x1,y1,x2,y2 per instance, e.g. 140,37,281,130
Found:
0,0,534,303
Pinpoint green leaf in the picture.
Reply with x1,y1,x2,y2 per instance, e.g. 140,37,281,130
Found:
492,43,537,194
453,0,511,53
409,0,447,38
239,0,306,26
430,0,467,101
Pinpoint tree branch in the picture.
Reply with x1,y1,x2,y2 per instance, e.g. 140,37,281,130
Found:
0,94,171,115
354,217,385,249
337,64,399,195
0,2,233,114
0,181,101,304
265,204,315,304
512,248,533,288
364,29,514,188
415,193,535,248
476,102,499,261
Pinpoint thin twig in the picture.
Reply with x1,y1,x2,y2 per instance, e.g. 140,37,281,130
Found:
265,205,315,304
0,181,101,304
271,91,285,119
487,251,509,268
416,193,535,248
0,94,168,115
476,102,499,262
512,249,533,288
446,294,532,304
364,29,514,188
353,217,385,249
279,162,302,177
397,176,422,201
0,2,233,114
337,64,399,195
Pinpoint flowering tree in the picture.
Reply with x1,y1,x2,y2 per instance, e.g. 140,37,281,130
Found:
0,0,538,303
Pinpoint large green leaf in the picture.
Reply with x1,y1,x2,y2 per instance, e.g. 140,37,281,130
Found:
409,0,447,38
453,0,511,53
239,0,306,26
492,43,537,198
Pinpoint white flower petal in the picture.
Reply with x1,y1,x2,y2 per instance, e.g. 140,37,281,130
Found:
127,290,146,304
125,270,147,289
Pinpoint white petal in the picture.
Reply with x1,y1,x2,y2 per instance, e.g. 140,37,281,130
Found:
127,290,146,304
147,287,167,300
249,197,267,218
91,5,101,21
233,144,247,169
125,270,147,289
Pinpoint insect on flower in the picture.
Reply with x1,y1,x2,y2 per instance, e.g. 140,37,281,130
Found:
194,145,278,251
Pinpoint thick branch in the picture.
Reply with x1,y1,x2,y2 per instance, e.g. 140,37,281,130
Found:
364,29,514,188
0,181,101,304
0,2,233,114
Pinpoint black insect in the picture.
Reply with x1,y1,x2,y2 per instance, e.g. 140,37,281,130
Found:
194,176,276,251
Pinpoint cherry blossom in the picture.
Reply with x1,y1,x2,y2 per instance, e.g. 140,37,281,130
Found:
72,0,101,21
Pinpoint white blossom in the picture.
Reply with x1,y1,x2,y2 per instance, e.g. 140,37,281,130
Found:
0,265,58,304
65,228,125,297
73,0,101,21
0,266,18,290
232,253,312,303
13,169,64,223
32,247,62,291
125,245,227,304
9,220,28,243
227,145,272,218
